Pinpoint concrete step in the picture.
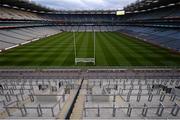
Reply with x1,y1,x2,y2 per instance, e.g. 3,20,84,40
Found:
70,95,85,119
70,80,86,119
56,90,77,119
116,96,125,105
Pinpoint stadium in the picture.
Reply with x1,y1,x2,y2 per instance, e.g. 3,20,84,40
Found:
0,0,180,119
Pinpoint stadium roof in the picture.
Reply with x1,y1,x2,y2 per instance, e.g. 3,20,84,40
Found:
124,0,180,13
0,0,54,12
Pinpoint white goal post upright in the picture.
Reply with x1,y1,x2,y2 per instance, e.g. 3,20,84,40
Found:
73,30,77,59
93,30,96,60
74,30,96,65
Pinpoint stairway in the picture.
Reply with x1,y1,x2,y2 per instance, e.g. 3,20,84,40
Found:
56,90,77,119
70,92,85,119
70,80,87,119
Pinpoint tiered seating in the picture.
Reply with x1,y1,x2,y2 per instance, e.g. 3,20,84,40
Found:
83,78,180,119
0,7,42,20
41,14,116,23
0,69,81,119
59,25,118,32
0,41,15,51
80,69,180,119
0,69,179,119
116,5,180,52
121,5,180,21
118,26,180,51
125,7,177,21
0,78,81,119
0,26,61,50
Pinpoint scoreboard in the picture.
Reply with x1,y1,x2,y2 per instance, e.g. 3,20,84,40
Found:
116,10,125,16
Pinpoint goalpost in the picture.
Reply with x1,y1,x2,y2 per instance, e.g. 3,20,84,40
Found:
73,30,96,65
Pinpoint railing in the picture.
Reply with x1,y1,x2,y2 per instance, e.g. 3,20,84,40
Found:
2,94,65,117
84,102,179,118
0,66,179,69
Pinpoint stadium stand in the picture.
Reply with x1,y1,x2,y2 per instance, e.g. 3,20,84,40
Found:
0,69,180,119
0,26,61,50
0,3,62,52
118,26,180,51
115,1,180,51
0,7,42,20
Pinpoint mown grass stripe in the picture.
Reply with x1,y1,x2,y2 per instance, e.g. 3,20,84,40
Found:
114,32,161,65
107,32,153,66
96,32,119,66
39,32,75,66
95,32,108,65
15,32,72,66
102,32,138,66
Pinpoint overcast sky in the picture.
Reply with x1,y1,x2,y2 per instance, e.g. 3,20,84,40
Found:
31,0,137,10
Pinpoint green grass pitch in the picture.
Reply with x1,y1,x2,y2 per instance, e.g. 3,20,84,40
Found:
0,32,180,67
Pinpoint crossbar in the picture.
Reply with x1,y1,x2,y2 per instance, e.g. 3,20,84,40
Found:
75,58,95,65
